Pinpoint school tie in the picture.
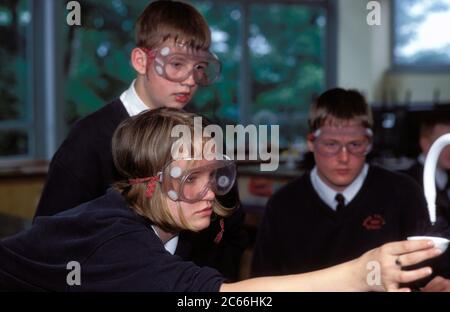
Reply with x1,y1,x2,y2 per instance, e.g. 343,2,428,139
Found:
335,193,346,212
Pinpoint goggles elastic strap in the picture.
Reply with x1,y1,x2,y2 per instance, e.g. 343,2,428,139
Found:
129,175,160,198
311,128,373,140
214,218,225,244
140,47,156,80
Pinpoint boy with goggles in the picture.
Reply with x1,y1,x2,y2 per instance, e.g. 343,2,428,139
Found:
309,126,373,157
0,108,441,291
34,1,246,281
142,46,221,87
253,89,437,290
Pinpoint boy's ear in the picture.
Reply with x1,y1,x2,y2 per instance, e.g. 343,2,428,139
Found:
131,48,148,75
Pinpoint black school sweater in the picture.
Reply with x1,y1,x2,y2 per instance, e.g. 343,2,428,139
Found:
0,190,225,291
34,99,247,280
252,166,431,277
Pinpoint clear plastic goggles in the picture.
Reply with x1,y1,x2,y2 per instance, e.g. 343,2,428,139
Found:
160,155,236,203
310,126,373,157
144,46,221,86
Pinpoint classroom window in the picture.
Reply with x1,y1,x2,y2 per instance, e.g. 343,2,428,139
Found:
62,0,138,125
0,0,32,158
394,0,450,67
248,3,326,147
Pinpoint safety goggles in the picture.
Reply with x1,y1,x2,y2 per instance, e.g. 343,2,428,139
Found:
130,155,236,203
309,126,373,157
143,46,221,86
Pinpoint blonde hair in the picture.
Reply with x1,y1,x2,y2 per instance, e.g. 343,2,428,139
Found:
135,0,211,51
112,108,234,233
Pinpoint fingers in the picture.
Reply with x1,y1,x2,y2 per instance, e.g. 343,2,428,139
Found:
384,267,431,292
381,259,433,292
385,267,432,291
361,240,440,292
397,267,433,284
385,240,434,255
397,248,442,267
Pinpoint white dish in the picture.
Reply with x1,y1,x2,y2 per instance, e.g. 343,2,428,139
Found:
407,236,450,253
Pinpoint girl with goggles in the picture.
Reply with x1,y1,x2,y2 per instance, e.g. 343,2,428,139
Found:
129,155,236,203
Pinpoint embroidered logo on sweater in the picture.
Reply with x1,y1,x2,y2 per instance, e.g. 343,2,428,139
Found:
362,214,385,230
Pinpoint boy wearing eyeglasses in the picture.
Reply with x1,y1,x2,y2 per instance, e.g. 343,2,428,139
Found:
34,1,246,280
252,88,431,279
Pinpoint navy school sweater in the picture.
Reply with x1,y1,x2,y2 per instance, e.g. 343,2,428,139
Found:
251,166,442,277
0,189,226,291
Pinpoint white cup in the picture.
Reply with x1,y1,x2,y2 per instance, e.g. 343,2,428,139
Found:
407,236,450,253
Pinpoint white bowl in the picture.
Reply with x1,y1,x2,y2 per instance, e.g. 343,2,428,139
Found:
407,236,450,253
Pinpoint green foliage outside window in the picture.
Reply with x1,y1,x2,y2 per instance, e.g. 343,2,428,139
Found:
0,0,30,156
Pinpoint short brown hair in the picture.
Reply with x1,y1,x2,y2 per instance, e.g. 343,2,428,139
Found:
135,0,211,51
112,108,233,233
420,108,450,138
308,88,373,132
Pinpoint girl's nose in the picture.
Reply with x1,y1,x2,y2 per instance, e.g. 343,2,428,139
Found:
203,186,216,201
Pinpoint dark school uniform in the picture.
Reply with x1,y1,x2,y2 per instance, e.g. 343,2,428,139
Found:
1,189,225,291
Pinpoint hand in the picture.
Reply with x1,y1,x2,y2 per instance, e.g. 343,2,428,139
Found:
421,276,450,292
359,240,442,292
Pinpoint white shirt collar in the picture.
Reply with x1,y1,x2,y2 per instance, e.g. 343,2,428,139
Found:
418,154,448,190
119,79,149,117
310,164,369,211
151,225,179,255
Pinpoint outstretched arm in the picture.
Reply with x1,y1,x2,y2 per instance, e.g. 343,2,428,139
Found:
221,239,441,292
